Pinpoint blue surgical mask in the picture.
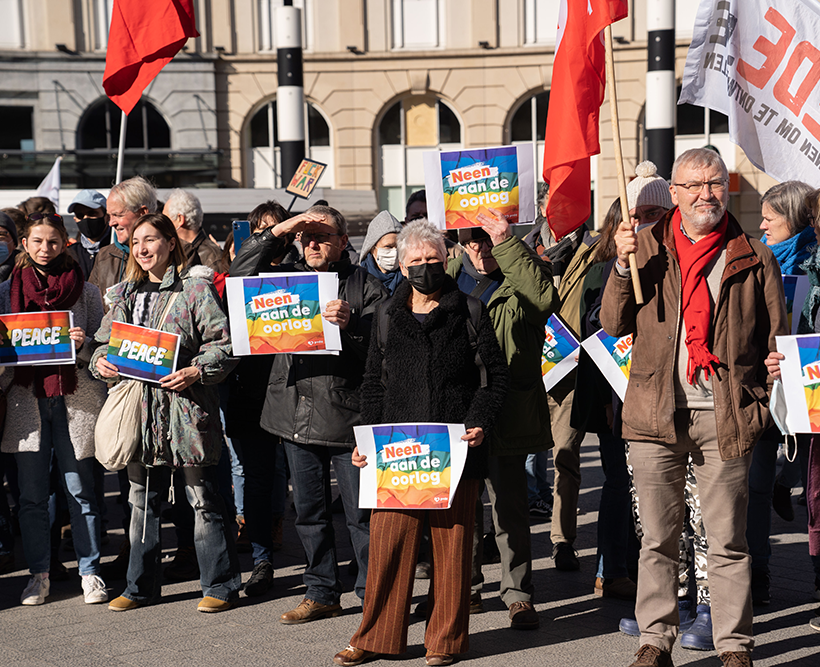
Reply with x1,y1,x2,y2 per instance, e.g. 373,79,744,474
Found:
0,243,9,264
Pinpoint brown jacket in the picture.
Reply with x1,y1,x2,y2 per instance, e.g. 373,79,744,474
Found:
184,230,222,272
600,209,787,461
88,243,129,310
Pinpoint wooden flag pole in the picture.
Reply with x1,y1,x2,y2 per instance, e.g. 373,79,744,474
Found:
604,25,644,305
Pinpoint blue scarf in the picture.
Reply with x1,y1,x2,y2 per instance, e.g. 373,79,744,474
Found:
362,253,404,295
766,225,816,275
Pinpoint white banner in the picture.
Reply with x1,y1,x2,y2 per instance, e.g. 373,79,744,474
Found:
681,0,820,186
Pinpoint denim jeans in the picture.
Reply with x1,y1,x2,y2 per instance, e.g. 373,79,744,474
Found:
124,463,240,603
15,397,101,575
747,439,777,573
284,440,370,604
524,451,552,504
596,432,636,579
234,434,280,564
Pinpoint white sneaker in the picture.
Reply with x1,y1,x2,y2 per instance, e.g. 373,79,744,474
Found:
21,573,50,605
81,574,109,604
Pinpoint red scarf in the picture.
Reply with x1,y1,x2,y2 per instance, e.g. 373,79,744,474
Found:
10,263,84,397
671,209,728,386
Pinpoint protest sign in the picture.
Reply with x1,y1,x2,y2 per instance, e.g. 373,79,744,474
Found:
423,145,535,229
775,334,820,433
225,273,341,355
0,311,75,367
541,314,580,391
355,423,468,510
285,159,326,199
681,0,820,187
581,329,633,401
783,274,810,335
107,321,180,383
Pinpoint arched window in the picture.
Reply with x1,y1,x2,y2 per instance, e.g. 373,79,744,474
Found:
675,85,733,169
376,96,462,219
247,99,333,188
77,99,170,150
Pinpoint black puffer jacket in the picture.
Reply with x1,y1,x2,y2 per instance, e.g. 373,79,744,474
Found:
230,229,388,447
361,278,509,479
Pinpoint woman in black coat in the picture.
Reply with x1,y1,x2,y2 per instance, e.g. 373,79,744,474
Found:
334,220,508,667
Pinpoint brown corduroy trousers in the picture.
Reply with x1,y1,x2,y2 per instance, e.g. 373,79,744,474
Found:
349,479,480,656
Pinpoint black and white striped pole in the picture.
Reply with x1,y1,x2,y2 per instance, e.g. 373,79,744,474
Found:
276,1,305,186
646,0,675,180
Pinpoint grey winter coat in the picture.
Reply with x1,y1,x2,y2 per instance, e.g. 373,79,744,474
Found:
0,282,107,460
90,264,237,467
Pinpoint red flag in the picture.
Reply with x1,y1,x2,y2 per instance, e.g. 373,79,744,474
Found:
103,0,200,115
542,0,628,240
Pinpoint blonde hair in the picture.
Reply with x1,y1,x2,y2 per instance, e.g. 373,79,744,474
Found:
124,214,187,283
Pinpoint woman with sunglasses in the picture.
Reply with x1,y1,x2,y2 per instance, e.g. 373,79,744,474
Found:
0,212,108,606
91,213,240,612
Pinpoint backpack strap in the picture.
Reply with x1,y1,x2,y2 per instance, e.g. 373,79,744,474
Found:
376,296,394,389
464,294,487,389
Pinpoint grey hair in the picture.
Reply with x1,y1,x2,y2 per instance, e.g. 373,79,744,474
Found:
761,180,814,236
671,148,728,184
536,182,550,211
307,204,347,236
164,189,203,231
397,219,446,265
108,176,157,214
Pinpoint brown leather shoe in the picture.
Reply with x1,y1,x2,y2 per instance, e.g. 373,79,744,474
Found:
595,576,638,600
425,654,454,666
719,652,753,667
197,596,233,613
108,596,141,612
509,600,540,630
333,645,378,666
279,598,342,624
629,645,673,667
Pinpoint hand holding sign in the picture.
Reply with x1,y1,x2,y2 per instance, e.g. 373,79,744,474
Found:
68,326,85,350
352,446,367,468
475,208,512,245
461,427,484,448
322,299,350,330
159,366,201,391
765,351,785,381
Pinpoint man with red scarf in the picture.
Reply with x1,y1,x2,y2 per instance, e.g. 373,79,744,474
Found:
600,148,786,667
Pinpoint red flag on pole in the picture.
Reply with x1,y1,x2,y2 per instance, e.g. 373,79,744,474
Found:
542,0,628,240
103,0,200,115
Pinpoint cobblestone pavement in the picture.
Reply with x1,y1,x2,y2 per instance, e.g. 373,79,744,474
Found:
1,437,818,666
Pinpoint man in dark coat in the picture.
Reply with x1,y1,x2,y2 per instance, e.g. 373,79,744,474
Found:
230,205,388,624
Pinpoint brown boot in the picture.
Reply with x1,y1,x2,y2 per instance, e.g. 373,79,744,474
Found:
279,598,342,625
629,645,673,667
595,576,638,600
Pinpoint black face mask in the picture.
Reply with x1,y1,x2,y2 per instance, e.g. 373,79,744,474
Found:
78,216,108,241
406,262,446,295
31,256,65,274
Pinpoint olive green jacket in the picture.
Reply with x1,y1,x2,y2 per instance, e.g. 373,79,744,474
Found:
448,235,556,455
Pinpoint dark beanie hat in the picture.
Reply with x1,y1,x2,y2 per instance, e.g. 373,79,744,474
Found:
0,212,17,246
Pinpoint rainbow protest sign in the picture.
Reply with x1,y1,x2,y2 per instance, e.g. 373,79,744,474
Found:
423,145,535,229
355,423,468,510
782,275,810,335
777,334,820,433
107,321,180,383
541,315,580,391
0,311,74,366
581,329,633,401
226,273,341,356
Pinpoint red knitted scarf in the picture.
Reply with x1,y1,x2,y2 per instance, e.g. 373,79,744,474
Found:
671,208,728,386
10,263,84,397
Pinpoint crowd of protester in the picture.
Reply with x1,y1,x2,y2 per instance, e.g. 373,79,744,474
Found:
0,147,819,667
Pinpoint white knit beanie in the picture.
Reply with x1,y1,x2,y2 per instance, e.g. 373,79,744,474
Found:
627,161,673,211
360,210,403,257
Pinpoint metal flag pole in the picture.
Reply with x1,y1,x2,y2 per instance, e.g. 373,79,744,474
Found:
115,109,128,185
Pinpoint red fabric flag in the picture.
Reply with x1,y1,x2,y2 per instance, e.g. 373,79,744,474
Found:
103,0,200,115
542,0,628,240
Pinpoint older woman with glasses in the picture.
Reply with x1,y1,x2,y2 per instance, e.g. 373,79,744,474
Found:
333,220,508,667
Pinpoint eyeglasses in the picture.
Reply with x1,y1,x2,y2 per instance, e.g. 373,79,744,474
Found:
672,180,727,193
27,212,63,223
297,232,341,245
